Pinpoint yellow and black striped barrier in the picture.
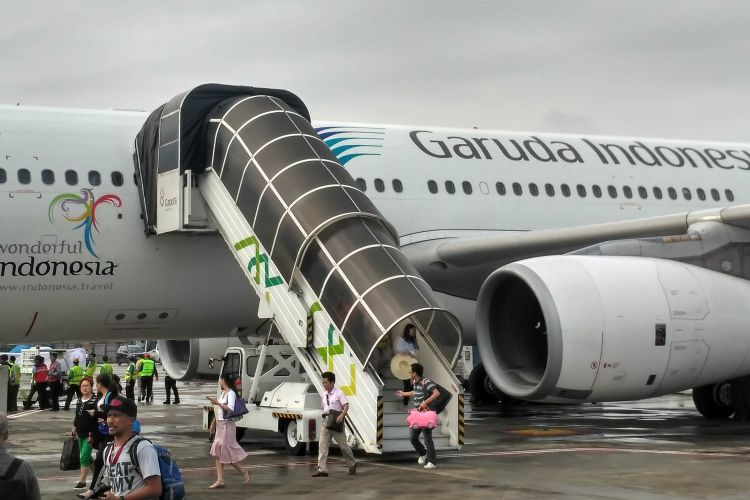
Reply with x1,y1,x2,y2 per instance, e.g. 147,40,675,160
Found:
376,396,384,448
458,393,465,446
272,412,303,420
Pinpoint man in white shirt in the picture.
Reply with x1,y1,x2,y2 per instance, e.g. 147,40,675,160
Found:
96,396,162,500
312,371,357,477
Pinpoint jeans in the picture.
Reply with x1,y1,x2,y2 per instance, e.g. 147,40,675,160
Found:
409,427,436,464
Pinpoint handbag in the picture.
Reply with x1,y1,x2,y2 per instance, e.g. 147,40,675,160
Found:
423,379,452,414
60,437,80,471
325,410,344,432
223,395,249,420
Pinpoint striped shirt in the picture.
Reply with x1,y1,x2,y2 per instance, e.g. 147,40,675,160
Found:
412,377,438,408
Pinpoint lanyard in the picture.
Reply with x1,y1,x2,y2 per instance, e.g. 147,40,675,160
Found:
109,435,136,465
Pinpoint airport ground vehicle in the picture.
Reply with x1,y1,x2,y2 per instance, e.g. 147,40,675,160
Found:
18,347,83,403
116,345,146,365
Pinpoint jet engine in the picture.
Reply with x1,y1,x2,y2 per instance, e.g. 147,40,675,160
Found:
158,337,245,380
476,255,750,403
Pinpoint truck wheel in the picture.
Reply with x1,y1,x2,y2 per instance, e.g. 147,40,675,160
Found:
283,419,306,456
236,427,246,442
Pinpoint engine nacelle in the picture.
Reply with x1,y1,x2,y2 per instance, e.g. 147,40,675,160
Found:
476,255,750,402
158,337,246,380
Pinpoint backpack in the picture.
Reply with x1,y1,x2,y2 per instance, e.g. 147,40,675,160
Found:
128,437,185,500
0,458,28,500
422,378,452,414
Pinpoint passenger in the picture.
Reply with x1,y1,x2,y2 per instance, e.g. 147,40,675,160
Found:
7,356,20,412
371,332,393,378
124,356,137,400
312,371,357,478
135,357,145,401
110,374,122,396
137,353,158,403
84,353,97,379
78,373,114,499
98,356,113,376
95,396,162,499
0,412,41,500
65,358,84,411
0,355,10,412
207,372,250,489
395,324,419,406
24,355,49,410
163,375,180,405
397,362,439,470
48,352,62,411
71,377,98,491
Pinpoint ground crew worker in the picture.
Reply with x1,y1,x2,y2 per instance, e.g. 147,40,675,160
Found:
137,353,158,403
0,355,11,412
64,358,84,411
24,356,48,410
84,353,97,379
162,375,180,405
124,356,137,400
47,352,62,411
8,356,20,412
135,357,145,401
98,356,113,376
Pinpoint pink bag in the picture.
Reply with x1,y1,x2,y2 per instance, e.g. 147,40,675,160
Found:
406,408,438,430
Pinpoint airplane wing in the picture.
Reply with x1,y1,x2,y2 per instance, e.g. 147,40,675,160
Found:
402,204,750,299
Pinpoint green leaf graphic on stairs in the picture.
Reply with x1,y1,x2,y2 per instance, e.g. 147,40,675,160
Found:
234,236,283,287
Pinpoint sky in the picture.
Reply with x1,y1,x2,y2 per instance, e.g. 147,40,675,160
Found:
2,1,749,142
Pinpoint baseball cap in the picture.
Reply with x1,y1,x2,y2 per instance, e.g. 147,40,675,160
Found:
105,396,138,418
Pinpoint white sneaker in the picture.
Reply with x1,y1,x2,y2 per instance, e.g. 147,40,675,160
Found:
424,462,437,470
417,455,427,465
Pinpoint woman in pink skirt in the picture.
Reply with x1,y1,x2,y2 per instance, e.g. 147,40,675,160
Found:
208,372,250,489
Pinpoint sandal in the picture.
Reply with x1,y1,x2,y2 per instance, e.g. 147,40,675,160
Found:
208,480,225,489
243,470,251,485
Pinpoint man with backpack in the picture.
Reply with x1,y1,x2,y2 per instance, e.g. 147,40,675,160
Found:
0,412,41,500
396,363,440,470
96,396,162,499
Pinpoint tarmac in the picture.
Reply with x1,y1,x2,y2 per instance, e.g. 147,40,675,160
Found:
6,371,750,500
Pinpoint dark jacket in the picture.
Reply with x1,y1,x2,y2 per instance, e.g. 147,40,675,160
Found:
73,395,99,438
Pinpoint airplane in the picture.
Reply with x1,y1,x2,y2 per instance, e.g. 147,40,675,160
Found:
2,84,750,421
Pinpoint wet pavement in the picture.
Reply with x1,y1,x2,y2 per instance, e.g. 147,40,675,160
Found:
6,374,750,499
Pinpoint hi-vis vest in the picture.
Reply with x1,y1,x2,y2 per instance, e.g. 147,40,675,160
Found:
34,364,48,383
99,363,113,375
125,362,136,382
10,363,21,385
139,358,155,377
68,365,84,385
85,361,97,378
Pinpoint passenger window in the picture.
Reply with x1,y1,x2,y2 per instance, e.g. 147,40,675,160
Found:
637,186,647,199
512,182,522,196
726,189,735,202
529,183,539,196
65,170,78,186
576,184,586,197
495,182,506,195
696,188,706,201
42,169,55,185
18,169,31,185
623,186,633,199
392,179,403,193
682,187,692,200
427,180,438,194
544,183,555,197
0,168,5,184
355,178,367,191
711,188,720,201
112,171,124,187
89,170,101,186
561,184,571,197
462,181,473,194
479,181,489,194
607,185,617,198
653,187,663,200
445,180,456,194
374,178,385,192
668,187,677,200
592,185,602,198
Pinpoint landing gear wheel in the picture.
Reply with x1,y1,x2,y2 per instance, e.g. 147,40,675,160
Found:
693,382,733,418
283,419,306,456
469,363,505,404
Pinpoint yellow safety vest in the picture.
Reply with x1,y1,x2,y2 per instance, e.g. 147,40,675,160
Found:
69,365,84,385
84,361,97,378
99,363,113,375
10,362,21,385
139,358,155,377
125,362,136,382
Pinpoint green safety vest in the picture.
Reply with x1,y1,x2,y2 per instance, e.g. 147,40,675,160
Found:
9,362,21,385
69,365,84,385
139,358,155,377
99,363,113,375
84,361,97,378
125,362,136,382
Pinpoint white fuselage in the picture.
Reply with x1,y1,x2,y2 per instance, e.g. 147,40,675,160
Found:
1,105,749,343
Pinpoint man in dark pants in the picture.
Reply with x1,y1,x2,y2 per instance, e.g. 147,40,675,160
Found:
64,358,83,410
24,356,48,410
396,362,440,470
137,353,157,403
7,356,20,412
162,375,180,404
47,352,62,411
0,355,11,412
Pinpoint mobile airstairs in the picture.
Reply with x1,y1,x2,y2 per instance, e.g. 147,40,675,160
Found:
133,84,464,453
